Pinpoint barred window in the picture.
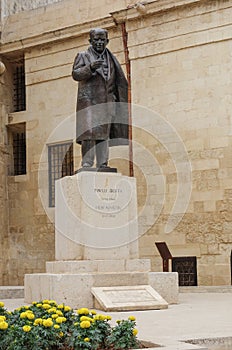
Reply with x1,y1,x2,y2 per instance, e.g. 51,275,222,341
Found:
7,123,26,176
13,60,26,112
48,142,74,207
172,256,197,286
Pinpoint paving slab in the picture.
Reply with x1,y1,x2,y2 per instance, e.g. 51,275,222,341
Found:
1,293,232,350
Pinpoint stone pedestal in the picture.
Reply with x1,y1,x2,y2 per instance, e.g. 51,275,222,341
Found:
25,172,178,308
55,172,139,260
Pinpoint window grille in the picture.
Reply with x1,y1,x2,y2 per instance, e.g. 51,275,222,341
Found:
13,62,26,112
172,256,197,286
48,142,74,207
12,131,26,175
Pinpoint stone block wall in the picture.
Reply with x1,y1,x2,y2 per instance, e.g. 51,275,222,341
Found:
124,0,232,285
1,0,63,17
1,0,131,285
0,0,232,285
0,59,10,285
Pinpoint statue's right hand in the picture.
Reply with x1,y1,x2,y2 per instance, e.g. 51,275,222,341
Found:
90,59,104,71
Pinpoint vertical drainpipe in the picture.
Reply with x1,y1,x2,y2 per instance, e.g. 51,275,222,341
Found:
121,22,134,177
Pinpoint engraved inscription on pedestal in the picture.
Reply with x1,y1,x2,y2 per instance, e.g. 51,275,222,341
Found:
55,172,139,260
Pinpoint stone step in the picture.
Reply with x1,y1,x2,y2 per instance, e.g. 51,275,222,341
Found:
46,259,151,274
180,286,232,293
0,286,24,299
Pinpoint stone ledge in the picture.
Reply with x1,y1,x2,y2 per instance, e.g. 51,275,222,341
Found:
25,271,179,307
180,286,232,293
0,286,24,299
24,272,149,308
46,259,151,273
148,272,179,304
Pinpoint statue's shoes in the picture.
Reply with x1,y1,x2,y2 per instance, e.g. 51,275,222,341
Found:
82,163,92,168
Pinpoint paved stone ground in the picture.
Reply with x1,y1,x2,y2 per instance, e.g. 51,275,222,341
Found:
2,293,232,350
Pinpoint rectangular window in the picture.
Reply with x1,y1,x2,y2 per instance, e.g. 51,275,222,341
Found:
172,256,197,286
48,142,74,207
13,60,26,112
7,123,26,175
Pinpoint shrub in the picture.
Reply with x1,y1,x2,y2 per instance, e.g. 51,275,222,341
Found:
0,301,140,349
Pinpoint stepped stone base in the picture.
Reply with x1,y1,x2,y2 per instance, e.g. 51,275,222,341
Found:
25,267,178,307
25,271,149,308
24,173,179,309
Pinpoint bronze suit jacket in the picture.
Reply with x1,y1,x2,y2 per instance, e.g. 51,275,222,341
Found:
72,46,128,145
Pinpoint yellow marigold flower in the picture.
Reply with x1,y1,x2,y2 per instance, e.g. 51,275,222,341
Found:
43,319,53,327
106,315,112,320
56,310,63,316
98,314,106,321
34,318,43,326
0,316,6,321
77,307,89,315
0,302,5,308
116,320,121,324
59,331,64,337
20,312,27,319
54,324,60,329
94,314,106,321
43,299,49,304
64,305,71,312
36,303,42,308
32,301,37,305
80,320,91,328
23,325,31,332
27,313,35,320
24,306,29,309
133,329,138,336
84,338,90,342
49,300,57,305
0,321,8,330
48,307,57,314
128,316,136,321
42,303,51,310
90,309,96,315
56,317,65,324
52,314,58,319
57,304,64,309
80,316,93,322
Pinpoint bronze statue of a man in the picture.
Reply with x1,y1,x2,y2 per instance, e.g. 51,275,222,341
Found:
72,28,128,169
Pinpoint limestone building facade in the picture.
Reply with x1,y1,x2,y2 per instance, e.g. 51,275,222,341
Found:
0,0,232,286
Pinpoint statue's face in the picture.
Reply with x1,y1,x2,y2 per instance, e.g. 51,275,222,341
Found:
90,30,108,53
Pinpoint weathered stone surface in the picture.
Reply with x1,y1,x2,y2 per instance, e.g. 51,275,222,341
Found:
1,0,232,286
2,0,63,17
91,285,168,311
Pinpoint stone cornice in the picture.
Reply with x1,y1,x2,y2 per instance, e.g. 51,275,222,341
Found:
0,15,114,55
0,0,230,55
111,0,207,23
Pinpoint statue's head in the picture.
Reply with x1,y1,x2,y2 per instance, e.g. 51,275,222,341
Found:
89,28,109,53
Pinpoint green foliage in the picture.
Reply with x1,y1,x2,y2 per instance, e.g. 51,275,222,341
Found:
0,301,140,350
107,319,139,349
